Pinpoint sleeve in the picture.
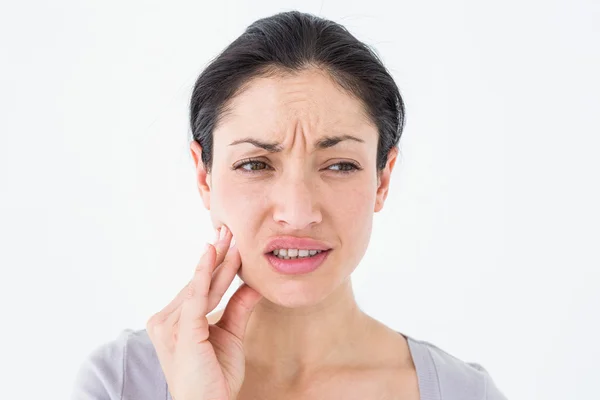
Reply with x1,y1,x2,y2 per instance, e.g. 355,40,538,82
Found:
70,330,132,400
468,362,509,400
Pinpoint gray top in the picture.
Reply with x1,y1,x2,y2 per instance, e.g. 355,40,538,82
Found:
71,328,508,399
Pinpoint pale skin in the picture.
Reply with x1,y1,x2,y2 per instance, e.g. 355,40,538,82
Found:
146,67,419,400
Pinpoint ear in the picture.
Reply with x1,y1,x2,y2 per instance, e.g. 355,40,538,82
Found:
374,146,399,213
190,140,211,211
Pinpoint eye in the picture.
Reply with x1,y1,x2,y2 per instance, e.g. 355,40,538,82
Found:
233,158,271,173
326,162,361,174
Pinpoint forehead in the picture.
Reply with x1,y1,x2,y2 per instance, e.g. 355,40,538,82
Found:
215,68,374,138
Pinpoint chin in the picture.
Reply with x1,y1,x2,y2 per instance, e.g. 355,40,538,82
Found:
238,268,333,309
269,285,330,308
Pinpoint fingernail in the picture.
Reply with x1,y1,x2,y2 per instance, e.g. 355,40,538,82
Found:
230,237,236,248
219,225,228,241
214,227,221,243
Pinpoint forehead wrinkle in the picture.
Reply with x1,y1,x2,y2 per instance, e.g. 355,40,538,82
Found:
215,70,377,152
278,88,331,155
285,110,319,155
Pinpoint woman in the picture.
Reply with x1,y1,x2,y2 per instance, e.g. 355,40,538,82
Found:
72,10,507,400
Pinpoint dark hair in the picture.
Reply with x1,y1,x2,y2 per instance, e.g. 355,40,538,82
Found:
189,10,405,174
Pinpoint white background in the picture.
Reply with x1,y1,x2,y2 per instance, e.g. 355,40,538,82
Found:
1,1,598,399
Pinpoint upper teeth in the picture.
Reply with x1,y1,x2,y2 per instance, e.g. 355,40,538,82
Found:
273,249,323,256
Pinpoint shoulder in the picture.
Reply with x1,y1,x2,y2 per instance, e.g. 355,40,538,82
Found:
71,328,169,400
405,335,508,400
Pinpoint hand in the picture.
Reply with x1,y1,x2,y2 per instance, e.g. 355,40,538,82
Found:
146,225,263,400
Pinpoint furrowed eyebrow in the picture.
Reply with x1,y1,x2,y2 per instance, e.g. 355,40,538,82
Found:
228,134,364,152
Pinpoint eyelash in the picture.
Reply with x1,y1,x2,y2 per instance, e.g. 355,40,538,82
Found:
233,158,362,175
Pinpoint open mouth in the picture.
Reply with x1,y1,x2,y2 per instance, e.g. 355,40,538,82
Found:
268,248,330,260
264,249,332,274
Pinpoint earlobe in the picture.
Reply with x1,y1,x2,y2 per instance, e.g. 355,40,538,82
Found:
190,140,212,211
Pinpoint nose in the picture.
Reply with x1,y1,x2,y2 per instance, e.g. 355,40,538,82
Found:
271,169,323,230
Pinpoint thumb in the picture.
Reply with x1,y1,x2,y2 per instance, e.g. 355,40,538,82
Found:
215,283,262,341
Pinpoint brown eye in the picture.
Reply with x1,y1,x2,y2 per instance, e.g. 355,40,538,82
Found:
327,162,361,174
233,158,271,173
242,161,267,171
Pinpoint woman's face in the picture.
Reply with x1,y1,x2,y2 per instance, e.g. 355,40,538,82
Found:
191,68,397,308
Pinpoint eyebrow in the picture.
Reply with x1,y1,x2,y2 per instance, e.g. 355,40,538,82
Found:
228,134,365,152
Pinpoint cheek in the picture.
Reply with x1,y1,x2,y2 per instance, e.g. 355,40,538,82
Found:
210,177,265,237
329,177,377,264
329,171,377,213
336,187,375,243
216,179,266,213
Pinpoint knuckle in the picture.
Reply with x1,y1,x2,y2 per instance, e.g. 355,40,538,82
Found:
193,263,205,274
185,281,209,300
186,282,196,298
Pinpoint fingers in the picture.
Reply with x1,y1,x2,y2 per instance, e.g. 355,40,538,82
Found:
178,243,217,345
212,225,233,267
207,242,241,312
205,225,240,312
215,283,263,341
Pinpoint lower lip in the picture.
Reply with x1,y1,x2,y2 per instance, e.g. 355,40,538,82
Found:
265,250,331,275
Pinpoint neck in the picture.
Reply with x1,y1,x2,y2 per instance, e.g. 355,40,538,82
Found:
242,277,375,382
